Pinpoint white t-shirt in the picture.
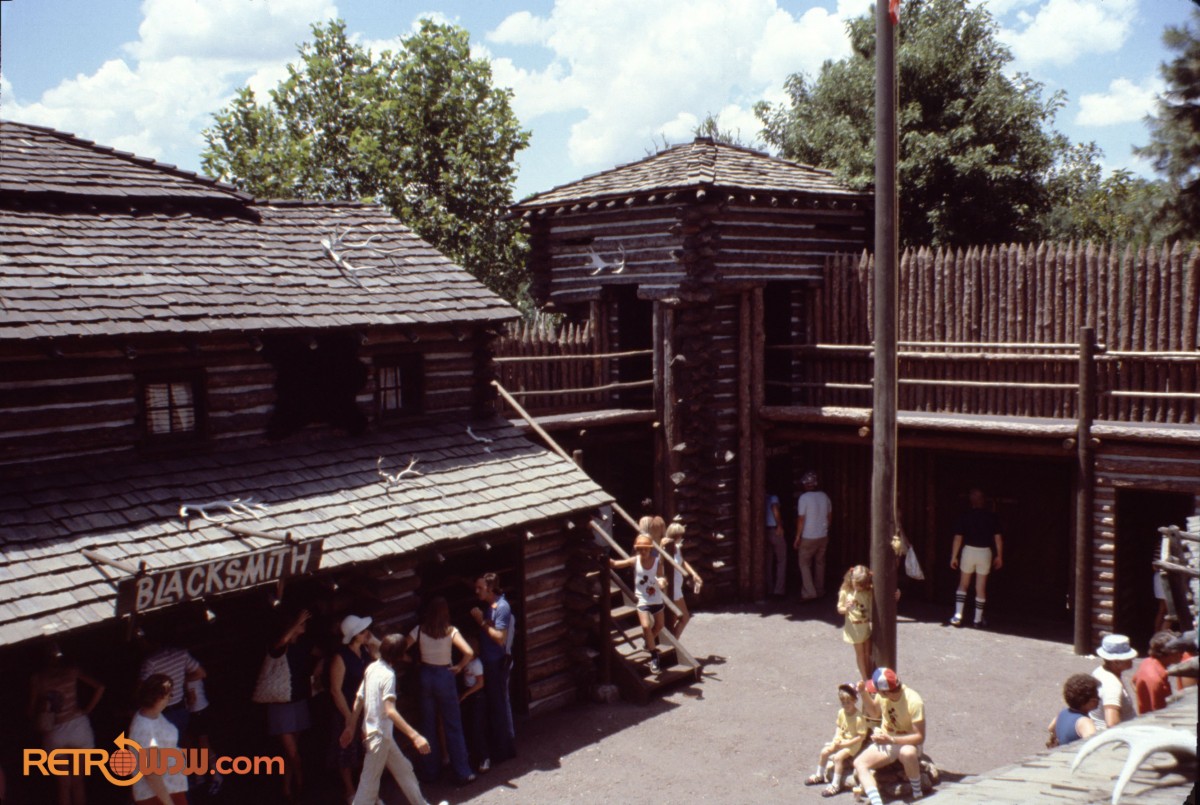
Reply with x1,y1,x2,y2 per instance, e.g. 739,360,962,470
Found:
129,711,189,801
1088,665,1135,729
358,659,397,740
797,490,832,539
463,657,484,689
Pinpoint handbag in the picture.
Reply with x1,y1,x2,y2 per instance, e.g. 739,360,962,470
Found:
251,651,292,704
904,546,925,581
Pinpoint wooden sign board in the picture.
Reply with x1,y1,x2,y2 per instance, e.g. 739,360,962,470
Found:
116,538,324,616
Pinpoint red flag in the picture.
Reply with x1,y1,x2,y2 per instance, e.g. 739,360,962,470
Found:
889,0,900,24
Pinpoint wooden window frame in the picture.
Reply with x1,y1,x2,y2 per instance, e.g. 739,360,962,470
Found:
375,354,424,422
137,371,207,446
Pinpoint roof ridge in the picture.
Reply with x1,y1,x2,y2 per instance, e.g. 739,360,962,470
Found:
0,119,253,201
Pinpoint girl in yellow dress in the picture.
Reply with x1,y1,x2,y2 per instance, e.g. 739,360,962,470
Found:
837,565,874,683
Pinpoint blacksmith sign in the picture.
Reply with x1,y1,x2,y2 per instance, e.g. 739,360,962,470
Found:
116,538,323,615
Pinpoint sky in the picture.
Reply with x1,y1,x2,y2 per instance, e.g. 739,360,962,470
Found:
0,0,1194,202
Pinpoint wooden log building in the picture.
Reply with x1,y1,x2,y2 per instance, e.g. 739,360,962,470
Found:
0,120,614,801
508,137,1199,652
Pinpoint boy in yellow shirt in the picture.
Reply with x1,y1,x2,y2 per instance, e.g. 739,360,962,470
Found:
854,668,926,804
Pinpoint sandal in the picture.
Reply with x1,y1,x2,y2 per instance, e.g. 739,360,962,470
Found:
822,783,840,797
806,773,825,785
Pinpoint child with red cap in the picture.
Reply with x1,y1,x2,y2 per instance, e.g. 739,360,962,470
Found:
855,667,927,804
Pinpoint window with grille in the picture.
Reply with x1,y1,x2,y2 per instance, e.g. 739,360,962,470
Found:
376,355,423,420
140,377,203,440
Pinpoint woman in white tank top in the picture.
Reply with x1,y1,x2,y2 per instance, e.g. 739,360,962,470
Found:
611,533,668,674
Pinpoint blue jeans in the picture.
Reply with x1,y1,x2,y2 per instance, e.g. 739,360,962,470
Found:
480,654,516,761
461,690,489,766
418,664,473,782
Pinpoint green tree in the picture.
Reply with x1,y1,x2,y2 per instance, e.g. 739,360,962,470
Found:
202,19,531,301
755,0,1081,247
1135,9,1200,241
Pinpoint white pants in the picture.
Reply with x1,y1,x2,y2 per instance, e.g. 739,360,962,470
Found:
352,734,427,805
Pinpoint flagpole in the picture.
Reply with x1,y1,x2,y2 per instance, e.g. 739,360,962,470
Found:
871,0,899,672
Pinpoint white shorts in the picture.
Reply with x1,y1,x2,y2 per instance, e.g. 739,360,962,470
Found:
873,740,923,762
960,545,992,575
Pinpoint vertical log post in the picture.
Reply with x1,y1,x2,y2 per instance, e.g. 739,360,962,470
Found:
872,0,899,670
751,288,767,602
1074,326,1098,655
738,292,754,598
662,306,679,519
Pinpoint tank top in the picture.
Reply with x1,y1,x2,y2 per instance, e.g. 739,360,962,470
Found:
635,554,664,607
338,644,369,703
1054,707,1088,746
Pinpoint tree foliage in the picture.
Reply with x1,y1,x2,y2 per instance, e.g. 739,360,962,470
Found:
756,0,1088,247
1135,9,1200,241
202,19,531,301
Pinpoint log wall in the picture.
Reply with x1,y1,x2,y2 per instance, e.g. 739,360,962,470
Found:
797,242,1200,423
1090,442,1200,646
817,241,1199,349
0,325,485,477
672,295,742,597
712,204,868,286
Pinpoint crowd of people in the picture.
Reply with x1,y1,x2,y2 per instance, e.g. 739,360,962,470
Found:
1046,630,1197,749
23,571,517,805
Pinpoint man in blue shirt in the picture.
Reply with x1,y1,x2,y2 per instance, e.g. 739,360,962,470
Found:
470,573,516,763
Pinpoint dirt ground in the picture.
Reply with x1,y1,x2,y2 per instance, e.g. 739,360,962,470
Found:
430,597,1100,805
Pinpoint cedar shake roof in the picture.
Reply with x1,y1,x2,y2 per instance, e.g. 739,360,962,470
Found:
0,120,516,339
515,137,867,211
0,417,612,646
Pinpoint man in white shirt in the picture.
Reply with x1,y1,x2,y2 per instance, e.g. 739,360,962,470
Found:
341,634,446,805
794,470,833,600
1087,633,1138,730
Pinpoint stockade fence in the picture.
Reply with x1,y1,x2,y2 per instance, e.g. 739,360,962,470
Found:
493,314,653,414
774,241,1200,424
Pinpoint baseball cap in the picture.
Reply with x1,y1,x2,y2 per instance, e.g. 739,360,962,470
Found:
867,667,901,693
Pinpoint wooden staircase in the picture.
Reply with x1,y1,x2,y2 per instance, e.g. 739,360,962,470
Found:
589,547,701,705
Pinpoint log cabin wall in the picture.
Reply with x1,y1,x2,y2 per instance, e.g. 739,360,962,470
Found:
711,203,868,287
0,324,488,477
529,208,686,307
671,295,743,596
1091,442,1200,649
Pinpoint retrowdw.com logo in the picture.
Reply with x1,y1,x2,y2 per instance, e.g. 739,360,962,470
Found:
24,732,284,787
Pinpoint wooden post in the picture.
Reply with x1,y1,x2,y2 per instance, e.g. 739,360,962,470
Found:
1074,327,1097,654
737,291,754,598
662,306,679,519
751,288,766,602
653,302,666,510
872,0,899,670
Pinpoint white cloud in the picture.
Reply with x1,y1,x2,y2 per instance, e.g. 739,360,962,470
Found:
485,0,866,173
7,0,336,172
1076,76,1161,126
1000,0,1135,68
489,11,554,45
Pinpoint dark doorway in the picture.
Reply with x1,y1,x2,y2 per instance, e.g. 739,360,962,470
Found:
613,286,653,406
931,454,1073,630
1114,489,1194,652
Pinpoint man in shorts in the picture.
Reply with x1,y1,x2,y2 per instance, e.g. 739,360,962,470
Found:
948,488,1003,627
855,667,927,804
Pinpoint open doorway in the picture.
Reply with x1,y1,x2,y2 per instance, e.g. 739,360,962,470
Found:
1114,489,1194,652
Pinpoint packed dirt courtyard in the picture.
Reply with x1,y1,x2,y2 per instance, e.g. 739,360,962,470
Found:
433,598,1099,804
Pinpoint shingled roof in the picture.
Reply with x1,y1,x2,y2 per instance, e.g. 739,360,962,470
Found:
0,416,612,646
515,137,866,211
0,120,516,339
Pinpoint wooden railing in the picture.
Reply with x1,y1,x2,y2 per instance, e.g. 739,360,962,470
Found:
493,316,653,414
765,340,1200,424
